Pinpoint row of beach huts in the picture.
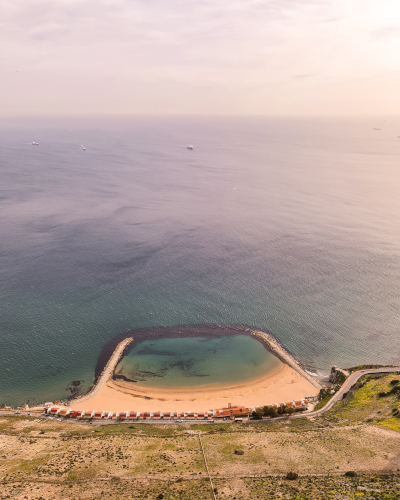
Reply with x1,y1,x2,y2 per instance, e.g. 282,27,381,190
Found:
44,397,316,421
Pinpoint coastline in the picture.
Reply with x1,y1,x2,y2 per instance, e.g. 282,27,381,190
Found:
68,324,321,412
252,331,322,390
71,362,316,412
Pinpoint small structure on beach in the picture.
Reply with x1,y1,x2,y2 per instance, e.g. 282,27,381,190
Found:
43,398,307,421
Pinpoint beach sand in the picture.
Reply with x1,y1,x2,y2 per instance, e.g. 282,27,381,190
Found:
72,362,316,412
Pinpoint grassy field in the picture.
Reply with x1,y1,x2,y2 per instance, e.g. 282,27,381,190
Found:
1,373,400,499
325,374,400,432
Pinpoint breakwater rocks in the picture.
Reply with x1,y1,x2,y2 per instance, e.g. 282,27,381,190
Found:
69,337,133,406
252,331,322,390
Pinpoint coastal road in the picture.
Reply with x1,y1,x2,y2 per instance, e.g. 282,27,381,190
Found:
293,366,400,420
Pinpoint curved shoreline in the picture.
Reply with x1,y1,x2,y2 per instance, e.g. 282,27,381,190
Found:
71,361,316,412
108,359,286,397
69,324,321,412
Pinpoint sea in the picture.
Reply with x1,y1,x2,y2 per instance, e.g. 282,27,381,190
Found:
0,116,399,406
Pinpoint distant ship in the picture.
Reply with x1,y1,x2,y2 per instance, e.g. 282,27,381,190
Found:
31,142,38,145
81,145,86,150
373,128,381,131
187,145,194,150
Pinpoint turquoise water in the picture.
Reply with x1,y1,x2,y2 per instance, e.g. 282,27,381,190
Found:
0,116,399,406
115,335,281,388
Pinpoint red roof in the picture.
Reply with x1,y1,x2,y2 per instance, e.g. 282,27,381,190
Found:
70,411,82,417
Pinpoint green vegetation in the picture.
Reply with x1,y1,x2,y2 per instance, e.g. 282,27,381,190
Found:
252,404,293,419
324,374,400,432
3,473,400,500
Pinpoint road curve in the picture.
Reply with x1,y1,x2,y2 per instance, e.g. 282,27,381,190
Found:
293,366,400,420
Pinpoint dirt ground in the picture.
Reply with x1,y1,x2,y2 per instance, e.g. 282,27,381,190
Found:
1,373,400,499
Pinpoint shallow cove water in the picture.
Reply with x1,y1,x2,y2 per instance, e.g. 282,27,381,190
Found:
114,335,281,389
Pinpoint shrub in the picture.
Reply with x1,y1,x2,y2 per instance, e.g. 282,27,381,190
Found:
286,472,298,480
344,471,357,477
157,495,164,499
378,392,387,397
390,379,399,385
265,407,278,418
286,407,295,415
234,450,244,455
252,408,263,420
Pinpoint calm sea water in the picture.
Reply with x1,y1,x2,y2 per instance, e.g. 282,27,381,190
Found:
115,335,280,388
0,116,399,406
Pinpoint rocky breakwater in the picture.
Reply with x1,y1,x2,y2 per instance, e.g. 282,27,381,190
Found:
252,331,322,390
69,337,134,406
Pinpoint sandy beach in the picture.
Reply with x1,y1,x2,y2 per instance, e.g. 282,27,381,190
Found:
72,361,316,412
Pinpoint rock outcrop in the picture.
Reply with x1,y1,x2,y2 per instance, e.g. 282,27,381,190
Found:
329,366,349,384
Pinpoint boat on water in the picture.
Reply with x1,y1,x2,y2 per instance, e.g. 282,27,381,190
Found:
187,145,194,150
373,128,381,131
81,145,86,150
31,142,38,145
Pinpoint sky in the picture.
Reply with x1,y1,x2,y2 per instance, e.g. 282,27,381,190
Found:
1,0,400,116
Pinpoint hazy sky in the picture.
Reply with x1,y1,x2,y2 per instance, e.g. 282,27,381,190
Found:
1,0,400,116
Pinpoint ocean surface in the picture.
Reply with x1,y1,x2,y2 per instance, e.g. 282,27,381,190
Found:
0,116,399,406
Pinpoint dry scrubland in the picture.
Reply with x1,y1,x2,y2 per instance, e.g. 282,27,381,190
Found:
1,374,400,499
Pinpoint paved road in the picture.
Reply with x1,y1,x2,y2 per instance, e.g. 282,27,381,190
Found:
293,366,400,420
2,367,399,425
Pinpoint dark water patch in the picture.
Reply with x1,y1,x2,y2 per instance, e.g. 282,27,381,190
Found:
66,380,85,400
94,323,273,383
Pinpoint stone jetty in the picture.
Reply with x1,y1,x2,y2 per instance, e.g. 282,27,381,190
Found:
69,337,133,406
252,331,322,390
